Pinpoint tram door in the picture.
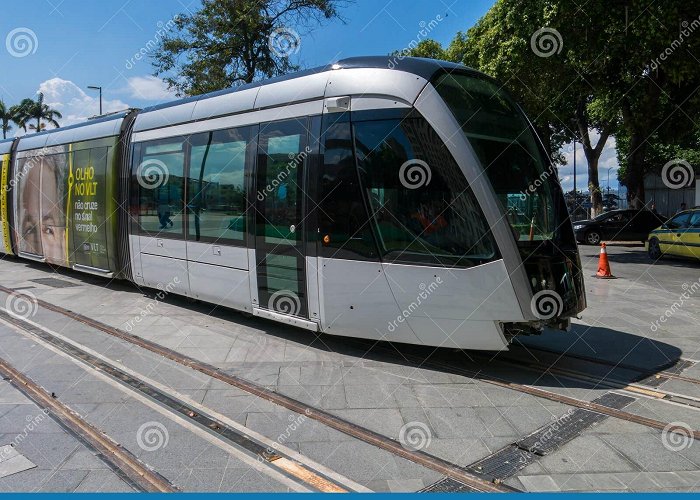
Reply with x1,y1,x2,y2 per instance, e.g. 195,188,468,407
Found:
254,119,309,319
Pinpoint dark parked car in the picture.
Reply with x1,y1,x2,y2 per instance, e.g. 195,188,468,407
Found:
573,209,667,245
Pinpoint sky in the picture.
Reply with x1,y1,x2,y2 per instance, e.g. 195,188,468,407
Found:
0,0,617,191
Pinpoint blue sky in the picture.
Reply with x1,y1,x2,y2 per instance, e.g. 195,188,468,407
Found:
0,0,617,191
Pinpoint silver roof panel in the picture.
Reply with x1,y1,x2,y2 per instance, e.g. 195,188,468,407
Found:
132,101,197,133
325,68,427,104
0,139,15,155
255,71,329,109
190,87,259,123
16,113,127,153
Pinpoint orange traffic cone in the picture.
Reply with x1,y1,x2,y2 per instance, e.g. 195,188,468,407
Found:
594,242,616,279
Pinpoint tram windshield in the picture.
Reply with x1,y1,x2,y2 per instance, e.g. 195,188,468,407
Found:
434,73,557,242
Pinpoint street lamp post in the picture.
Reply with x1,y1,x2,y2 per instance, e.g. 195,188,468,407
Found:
87,86,102,116
607,167,612,196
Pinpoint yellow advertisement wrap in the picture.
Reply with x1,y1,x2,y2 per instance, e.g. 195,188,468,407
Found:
0,153,12,255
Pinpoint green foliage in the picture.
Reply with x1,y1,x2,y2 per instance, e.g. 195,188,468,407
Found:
8,93,61,135
391,39,448,61
0,100,21,140
152,0,349,96
442,0,700,208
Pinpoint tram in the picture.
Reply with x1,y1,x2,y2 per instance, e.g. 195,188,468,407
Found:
0,57,585,350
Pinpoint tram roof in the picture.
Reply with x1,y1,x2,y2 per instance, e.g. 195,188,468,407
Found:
0,138,14,155
132,56,483,133
14,110,134,153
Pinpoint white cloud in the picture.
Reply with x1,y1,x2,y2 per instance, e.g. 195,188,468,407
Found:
557,131,619,193
34,78,130,129
125,75,176,101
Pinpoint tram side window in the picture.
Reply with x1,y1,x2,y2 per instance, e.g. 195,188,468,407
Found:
135,139,185,237
319,120,377,259
188,128,249,244
353,117,498,267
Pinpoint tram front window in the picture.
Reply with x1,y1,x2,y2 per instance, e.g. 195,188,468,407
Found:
353,116,499,267
434,73,558,242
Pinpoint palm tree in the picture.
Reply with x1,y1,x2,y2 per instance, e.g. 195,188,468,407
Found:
15,93,62,133
0,100,21,139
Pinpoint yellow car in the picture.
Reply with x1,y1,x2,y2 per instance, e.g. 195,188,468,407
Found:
647,208,700,261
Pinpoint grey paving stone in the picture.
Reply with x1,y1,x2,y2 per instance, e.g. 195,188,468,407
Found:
417,437,490,467
411,384,491,408
518,474,560,492
296,365,344,386
36,470,90,492
298,440,438,486
245,410,333,443
424,407,490,439
601,432,700,471
548,473,596,492
220,466,292,492
612,471,668,491
73,470,134,492
386,478,426,492
0,447,36,479
344,384,404,409
58,450,109,471
537,435,638,474
473,407,522,437
277,384,347,410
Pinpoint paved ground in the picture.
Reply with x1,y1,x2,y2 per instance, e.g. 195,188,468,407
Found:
0,243,698,492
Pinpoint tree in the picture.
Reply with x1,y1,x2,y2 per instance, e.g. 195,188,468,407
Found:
0,100,21,139
153,0,349,96
449,0,619,216
553,1,700,208
391,39,448,61
14,93,62,132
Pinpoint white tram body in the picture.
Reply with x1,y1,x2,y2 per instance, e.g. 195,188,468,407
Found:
1,58,585,350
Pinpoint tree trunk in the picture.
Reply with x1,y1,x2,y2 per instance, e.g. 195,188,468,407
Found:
625,131,647,209
586,155,603,216
575,100,611,218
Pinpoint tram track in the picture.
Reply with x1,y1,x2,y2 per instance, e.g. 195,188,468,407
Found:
0,355,177,493
477,348,700,412
513,342,700,387
0,286,510,493
2,285,699,489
